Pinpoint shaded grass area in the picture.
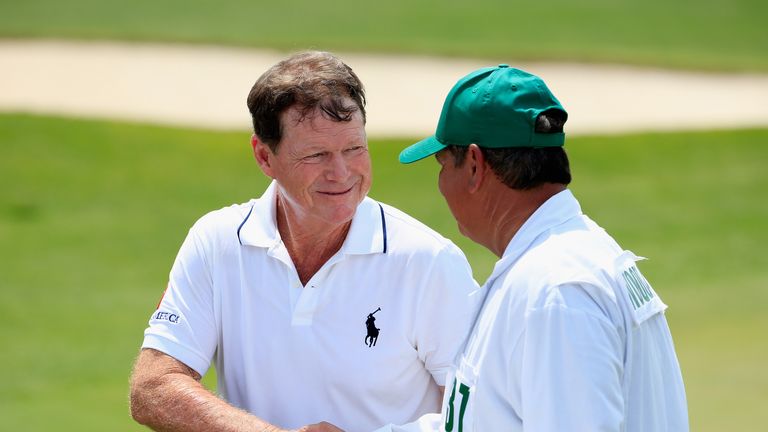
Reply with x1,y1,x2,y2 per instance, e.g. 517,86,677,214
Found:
1,0,767,72
0,114,766,430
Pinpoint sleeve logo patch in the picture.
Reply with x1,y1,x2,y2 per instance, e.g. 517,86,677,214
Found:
622,265,655,311
615,251,667,326
152,310,181,324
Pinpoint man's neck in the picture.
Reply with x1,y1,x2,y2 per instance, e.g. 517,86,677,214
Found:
276,199,352,285
483,183,566,257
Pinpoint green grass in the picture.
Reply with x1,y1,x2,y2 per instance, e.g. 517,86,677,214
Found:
0,0,767,72
1,114,767,430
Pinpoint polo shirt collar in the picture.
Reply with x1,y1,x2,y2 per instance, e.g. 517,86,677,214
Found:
343,196,387,255
485,189,582,285
236,181,280,248
237,180,386,255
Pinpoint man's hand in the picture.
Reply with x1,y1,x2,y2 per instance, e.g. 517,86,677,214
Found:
295,422,345,432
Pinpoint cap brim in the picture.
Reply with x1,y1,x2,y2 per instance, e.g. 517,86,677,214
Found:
399,135,448,164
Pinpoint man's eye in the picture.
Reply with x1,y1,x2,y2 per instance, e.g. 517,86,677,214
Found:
305,153,324,160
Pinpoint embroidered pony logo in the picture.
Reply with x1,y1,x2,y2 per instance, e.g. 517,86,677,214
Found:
365,307,381,347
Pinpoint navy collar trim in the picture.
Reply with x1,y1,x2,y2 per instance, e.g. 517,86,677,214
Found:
237,203,255,246
378,203,388,254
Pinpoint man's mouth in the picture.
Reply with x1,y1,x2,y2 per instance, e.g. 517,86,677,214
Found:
319,185,354,196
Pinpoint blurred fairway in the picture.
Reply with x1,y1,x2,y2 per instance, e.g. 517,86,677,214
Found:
1,0,766,72
0,114,766,430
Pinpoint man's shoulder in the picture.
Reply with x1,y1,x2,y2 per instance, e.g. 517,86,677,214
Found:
509,216,626,300
533,215,622,270
189,200,257,242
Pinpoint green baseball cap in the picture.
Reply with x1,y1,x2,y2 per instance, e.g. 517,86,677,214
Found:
399,64,567,164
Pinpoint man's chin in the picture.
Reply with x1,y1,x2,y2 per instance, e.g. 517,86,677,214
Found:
316,205,357,226
458,223,475,241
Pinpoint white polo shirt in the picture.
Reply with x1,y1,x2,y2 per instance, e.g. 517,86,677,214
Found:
439,189,689,432
142,182,481,431
375,190,688,432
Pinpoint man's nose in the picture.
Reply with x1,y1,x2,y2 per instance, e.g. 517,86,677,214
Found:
326,153,350,180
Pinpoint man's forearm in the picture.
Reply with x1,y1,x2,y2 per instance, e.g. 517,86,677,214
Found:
132,373,283,432
130,349,283,432
130,349,344,432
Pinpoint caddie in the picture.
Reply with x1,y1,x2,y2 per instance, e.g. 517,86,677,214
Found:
379,64,689,432
129,51,481,432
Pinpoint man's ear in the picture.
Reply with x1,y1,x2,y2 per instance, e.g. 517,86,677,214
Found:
251,134,274,177
466,144,488,193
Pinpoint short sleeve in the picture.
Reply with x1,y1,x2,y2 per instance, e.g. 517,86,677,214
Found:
520,283,625,432
414,244,482,386
141,223,218,376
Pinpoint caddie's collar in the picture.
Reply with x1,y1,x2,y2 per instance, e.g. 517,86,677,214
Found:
485,189,582,285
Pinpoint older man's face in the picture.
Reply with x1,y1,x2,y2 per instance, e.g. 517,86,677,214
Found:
258,102,371,231
436,148,472,238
